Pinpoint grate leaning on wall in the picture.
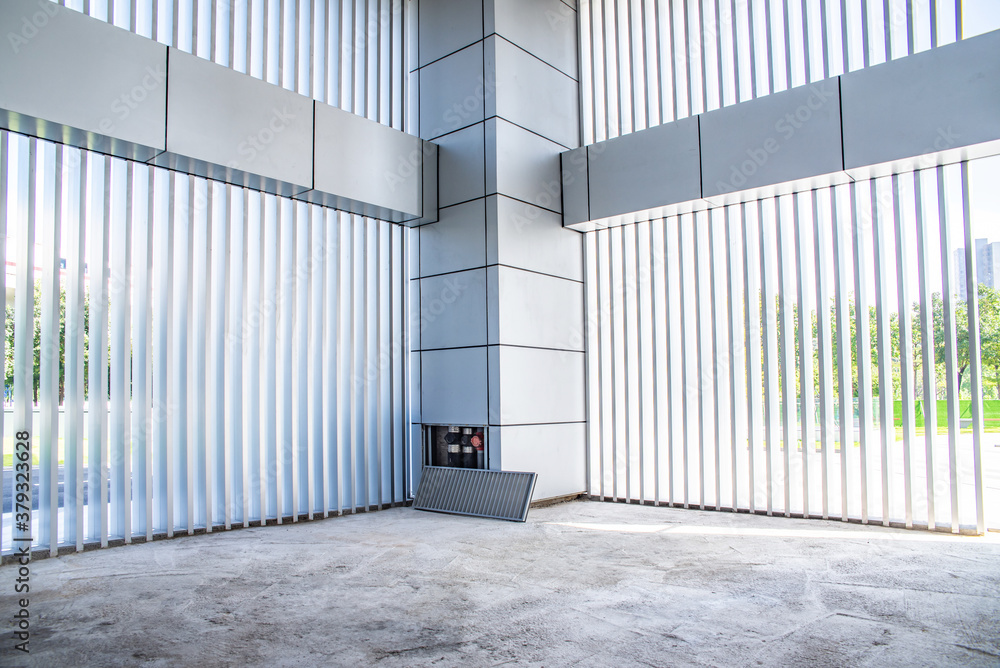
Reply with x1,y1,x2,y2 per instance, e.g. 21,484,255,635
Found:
584,160,992,533
413,467,538,523
0,130,416,556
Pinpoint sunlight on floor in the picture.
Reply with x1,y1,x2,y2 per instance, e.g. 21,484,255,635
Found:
548,520,1000,543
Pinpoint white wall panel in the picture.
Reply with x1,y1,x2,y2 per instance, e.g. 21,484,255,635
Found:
489,195,585,282
161,48,314,192
488,119,564,213
489,36,580,150
498,422,587,500
490,347,586,425
491,0,579,79
53,0,409,128
495,267,585,352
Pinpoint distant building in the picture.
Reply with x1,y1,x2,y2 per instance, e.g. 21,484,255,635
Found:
955,238,1000,301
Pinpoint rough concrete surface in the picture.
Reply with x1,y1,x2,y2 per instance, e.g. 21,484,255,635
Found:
1,501,998,667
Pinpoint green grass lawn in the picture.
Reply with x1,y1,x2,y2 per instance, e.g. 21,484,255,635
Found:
893,399,1000,434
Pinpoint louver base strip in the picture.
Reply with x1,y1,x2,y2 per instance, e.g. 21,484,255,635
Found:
413,467,538,522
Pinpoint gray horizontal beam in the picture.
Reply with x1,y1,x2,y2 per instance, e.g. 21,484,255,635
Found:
841,30,1000,179
0,0,167,161
0,0,436,225
563,29,1000,231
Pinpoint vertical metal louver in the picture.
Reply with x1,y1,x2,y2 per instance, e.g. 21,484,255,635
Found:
413,468,538,523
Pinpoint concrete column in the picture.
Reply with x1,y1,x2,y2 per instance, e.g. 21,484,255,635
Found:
414,0,586,500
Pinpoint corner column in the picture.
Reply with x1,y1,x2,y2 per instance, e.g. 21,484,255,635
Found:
413,0,586,500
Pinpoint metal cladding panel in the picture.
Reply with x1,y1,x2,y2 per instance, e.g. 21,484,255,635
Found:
420,347,489,425
162,49,313,191
491,36,580,150
587,118,701,220
492,0,579,79
493,346,586,425
842,29,1000,173
418,0,484,68
491,119,565,213
491,195,584,281
419,269,489,349
419,199,487,277
436,123,487,207
413,467,538,522
561,148,590,226
418,42,485,140
700,81,843,199
0,0,166,159
497,423,586,500
314,103,424,218
496,266,584,351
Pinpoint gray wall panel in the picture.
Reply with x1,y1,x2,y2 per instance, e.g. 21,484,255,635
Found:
436,123,487,207
418,0,484,68
420,200,488,277
421,347,489,425
700,82,843,199
561,148,590,227
163,49,313,190
313,103,425,217
841,30,1000,172
419,43,487,140
588,118,701,220
419,269,488,350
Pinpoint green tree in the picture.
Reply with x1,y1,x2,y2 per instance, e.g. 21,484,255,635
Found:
973,284,1000,399
790,284,1000,404
5,279,94,405
911,284,1000,401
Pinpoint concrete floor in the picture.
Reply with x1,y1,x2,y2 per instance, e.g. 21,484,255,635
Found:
1,502,998,667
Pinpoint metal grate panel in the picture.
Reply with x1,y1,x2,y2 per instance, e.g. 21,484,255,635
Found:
413,467,538,522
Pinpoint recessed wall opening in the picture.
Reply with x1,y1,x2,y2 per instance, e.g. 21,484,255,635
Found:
423,424,487,471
